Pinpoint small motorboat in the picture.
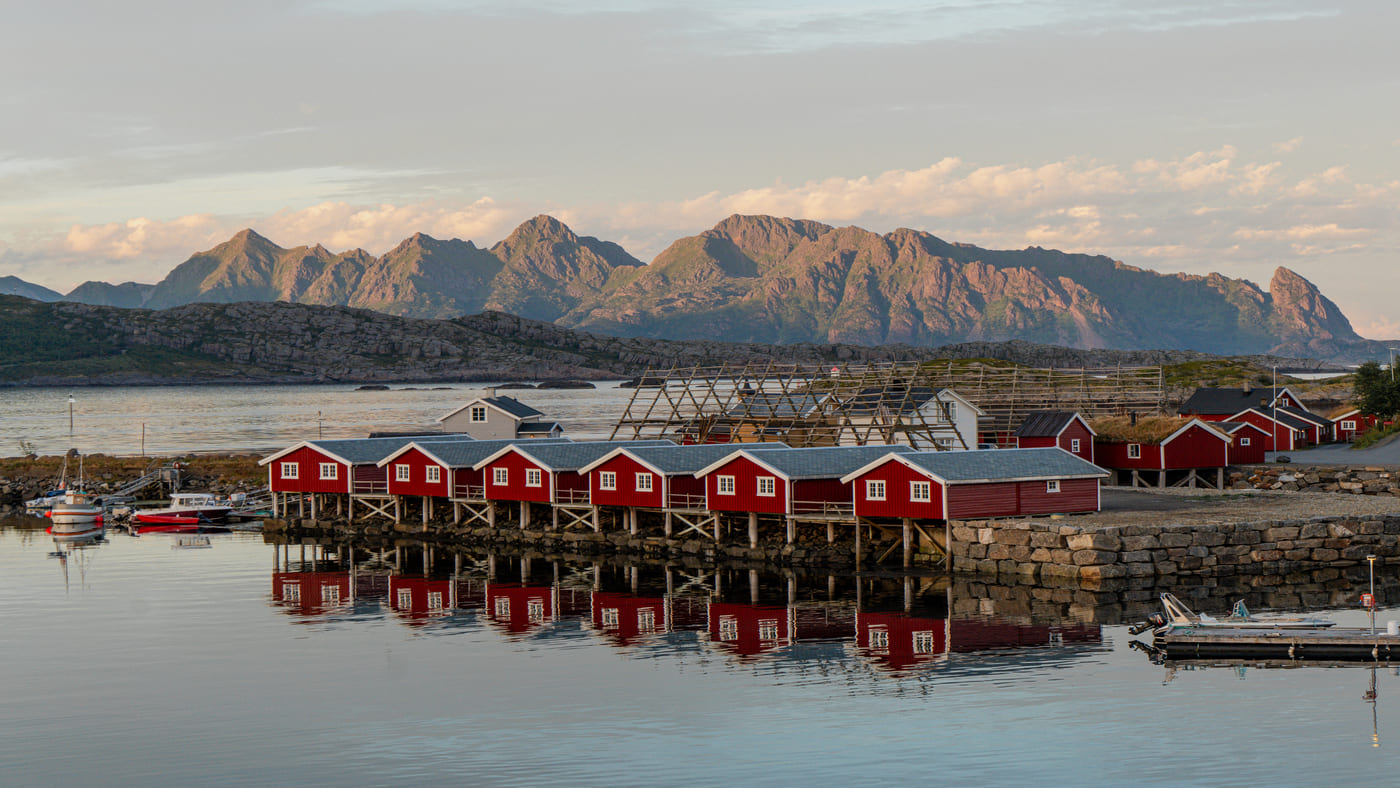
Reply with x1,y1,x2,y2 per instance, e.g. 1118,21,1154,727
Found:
47,490,105,534
132,492,232,525
1130,592,1336,635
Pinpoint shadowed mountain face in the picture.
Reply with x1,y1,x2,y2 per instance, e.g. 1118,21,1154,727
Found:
44,213,1364,357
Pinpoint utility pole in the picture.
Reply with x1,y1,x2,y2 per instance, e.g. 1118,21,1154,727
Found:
68,393,75,437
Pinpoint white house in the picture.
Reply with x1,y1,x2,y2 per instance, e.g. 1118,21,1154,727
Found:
438,391,563,440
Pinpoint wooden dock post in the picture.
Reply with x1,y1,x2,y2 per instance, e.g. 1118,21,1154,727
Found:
902,517,913,567
748,512,758,548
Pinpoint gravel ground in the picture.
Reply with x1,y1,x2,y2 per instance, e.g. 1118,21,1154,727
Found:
1076,486,1400,527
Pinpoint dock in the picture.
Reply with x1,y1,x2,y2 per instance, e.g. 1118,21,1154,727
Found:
1156,626,1400,661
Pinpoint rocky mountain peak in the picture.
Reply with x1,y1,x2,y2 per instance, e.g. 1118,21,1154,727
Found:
1269,266,1355,341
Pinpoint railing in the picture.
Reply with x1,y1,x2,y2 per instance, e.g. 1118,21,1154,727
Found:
352,480,389,494
666,492,708,510
554,488,592,505
453,483,487,500
791,499,854,517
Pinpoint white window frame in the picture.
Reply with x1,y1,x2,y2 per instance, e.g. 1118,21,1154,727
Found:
319,462,338,480
910,481,931,503
869,627,889,652
1341,419,1357,431
280,462,298,479
395,463,411,482
494,597,510,618
866,479,886,501
1070,438,1081,453
635,472,653,492
425,466,440,483
527,598,545,622
397,588,412,608
1046,479,1061,494
1240,436,1251,447
637,608,657,633
282,583,300,602
913,630,935,654
321,585,341,604
427,591,443,610
493,467,508,486
1127,444,1141,459
470,405,487,423
719,615,738,641
717,475,735,495
758,619,779,642
757,476,776,497
525,468,542,488
599,471,617,491
602,608,619,628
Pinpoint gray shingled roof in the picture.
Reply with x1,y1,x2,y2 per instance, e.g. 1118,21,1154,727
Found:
512,440,677,471
410,438,571,468
307,434,478,465
724,391,829,418
899,448,1107,482
1014,411,1079,438
737,445,917,480
517,422,562,434
1278,405,1331,427
1180,387,1290,416
486,396,544,419
625,442,790,475
1244,407,1316,432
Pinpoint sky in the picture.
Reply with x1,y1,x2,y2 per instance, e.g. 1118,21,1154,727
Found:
2,0,1397,338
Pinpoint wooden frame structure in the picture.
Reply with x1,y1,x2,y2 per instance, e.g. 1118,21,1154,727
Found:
610,361,1165,446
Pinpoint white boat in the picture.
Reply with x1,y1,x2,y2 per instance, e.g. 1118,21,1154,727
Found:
131,492,233,525
47,490,104,534
1131,593,1336,635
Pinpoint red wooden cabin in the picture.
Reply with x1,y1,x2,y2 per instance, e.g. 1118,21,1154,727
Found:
1013,411,1096,464
474,440,674,506
259,435,478,516
378,438,572,500
1091,416,1232,488
1226,408,1313,452
1331,408,1381,442
696,445,915,517
1179,386,1303,421
1218,421,1269,465
580,443,790,511
842,448,1107,521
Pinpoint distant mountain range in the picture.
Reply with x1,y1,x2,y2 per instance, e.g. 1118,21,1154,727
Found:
2,214,1381,360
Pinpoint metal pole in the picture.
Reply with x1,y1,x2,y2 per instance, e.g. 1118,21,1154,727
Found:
1369,554,1377,635
1271,366,1278,456
68,394,75,437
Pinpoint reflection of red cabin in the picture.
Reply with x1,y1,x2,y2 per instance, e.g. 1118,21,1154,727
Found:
707,602,791,658
1331,409,1380,442
792,606,856,641
272,571,351,617
856,612,948,671
1093,418,1229,471
484,583,558,634
842,448,1106,520
1218,421,1269,465
387,576,454,624
1014,412,1096,464
590,591,667,646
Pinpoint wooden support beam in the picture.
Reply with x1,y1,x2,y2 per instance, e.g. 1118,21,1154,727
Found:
748,512,758,548
902,517,913,568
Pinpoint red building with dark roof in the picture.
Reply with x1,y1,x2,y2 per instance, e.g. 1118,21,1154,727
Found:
1013,412,1096,464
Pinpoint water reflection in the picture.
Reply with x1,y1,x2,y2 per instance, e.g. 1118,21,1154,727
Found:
267,538,1107,675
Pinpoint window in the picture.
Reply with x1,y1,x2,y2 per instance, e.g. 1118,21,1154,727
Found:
758,619,779,641
280,462,298,479
1070,438,1081,453
602,608,619,628
395,464,411,481
1342,420,1357,431
1240,437,1251,447
282,583,300,602
866,480,886,501
757,476,776,497
322,585,341,604
635,472,653,492
427,592,443,610
397,588,412,608
869,627,889,651
717,475,735,495
599,471,617,490
527,598,545,622
637,608,656,632
1046,479,1060,494
493,467,508,486
494,597,510,618
1127,444,1141,459
913,631,935,654
525,468,542,487
425,466,440,483
910,481,931,502
319,463,338,480
470,405,487,422
719,615,739,641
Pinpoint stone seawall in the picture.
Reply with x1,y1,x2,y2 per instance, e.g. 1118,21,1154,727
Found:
950,514,1400,582
1240,465,1400,495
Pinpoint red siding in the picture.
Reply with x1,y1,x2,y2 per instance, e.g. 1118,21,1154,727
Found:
667,475,708,510
272,571,351,617
704,455,790,515
1015,420,1094,464
791,478,852,516
1161,424,1229,469
857,612,948,671
384,447,450,497
484,584,556,634
1015,477,1099,515
1335,412,1379,442
483,451,552,503
1228,411,1298,452
353,464,388,494
590,455,666,509
269,446,350,494
851,459,946,520
1093,440,1165,470
591,591,667,646
451,467,486,499
388,577,454,624
554,470,591,505
1226,424,1268,464
708,602,789,657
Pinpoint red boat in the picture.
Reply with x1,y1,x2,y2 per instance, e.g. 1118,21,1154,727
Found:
131,514,204,534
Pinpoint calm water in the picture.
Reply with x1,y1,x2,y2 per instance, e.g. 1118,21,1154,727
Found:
4,520,1400,786
1,382,638,457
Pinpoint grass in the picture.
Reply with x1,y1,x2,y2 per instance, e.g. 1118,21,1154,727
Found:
1354,421,1400,450
0,453,265,485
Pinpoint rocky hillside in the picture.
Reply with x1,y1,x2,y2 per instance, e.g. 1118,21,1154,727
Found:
0,295,1338,387
27,214,1375,359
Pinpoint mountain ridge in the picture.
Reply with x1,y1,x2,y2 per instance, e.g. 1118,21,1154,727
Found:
13,214,1382,360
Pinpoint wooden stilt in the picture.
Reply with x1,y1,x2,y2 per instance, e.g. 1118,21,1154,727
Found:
902,517,912,568
629,507,638,536
785,518,794,544
827,521,834,544
592,506,600,532
748,512,758,548
664,511,672,537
